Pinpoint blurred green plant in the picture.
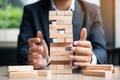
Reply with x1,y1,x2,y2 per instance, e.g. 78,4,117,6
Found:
0,4,23,28
0,0,3,5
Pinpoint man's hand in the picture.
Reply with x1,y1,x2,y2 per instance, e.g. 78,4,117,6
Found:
70,28,93,67
28,31,48,69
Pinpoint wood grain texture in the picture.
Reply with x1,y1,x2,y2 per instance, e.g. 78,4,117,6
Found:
50,56,71,61
50,43,72,47
37,70,52,76
49,24,72,30
82,70,112,77
83,65,113,71
49,16,72,21
50,33,73,38
8,65,33,72
9,71,37,78
50,51,73,56
51,70,72,74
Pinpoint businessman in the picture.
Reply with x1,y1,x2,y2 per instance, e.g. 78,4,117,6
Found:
17,0,107,69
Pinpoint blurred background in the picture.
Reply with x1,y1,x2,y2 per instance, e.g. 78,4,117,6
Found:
0,0,120,66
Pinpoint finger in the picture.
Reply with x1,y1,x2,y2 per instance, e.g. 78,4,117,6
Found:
36,31,43,44
28,54,42,61
36,31,46,46
71,47,93,56
28,38,41,47
73,41,92,49
80,28,87,41
74,62,90,67
37,31,43,38
28,46,44,54
70,55,91,62
33,59,47,69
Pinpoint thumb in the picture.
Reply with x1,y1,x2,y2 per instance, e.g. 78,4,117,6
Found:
80,28,87,41
37,31,43,39
36,31,44,44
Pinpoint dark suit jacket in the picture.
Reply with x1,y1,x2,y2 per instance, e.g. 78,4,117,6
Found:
17,0,107,64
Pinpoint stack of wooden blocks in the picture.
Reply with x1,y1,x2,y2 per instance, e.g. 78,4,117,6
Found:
49,11,73,73
8,65,51,78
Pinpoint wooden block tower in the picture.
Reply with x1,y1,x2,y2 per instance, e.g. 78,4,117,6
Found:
49,11,73,73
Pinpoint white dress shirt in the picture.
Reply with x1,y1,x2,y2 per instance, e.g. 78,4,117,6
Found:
50,0,97,65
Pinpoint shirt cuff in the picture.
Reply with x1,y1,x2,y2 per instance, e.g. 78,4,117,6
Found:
91,54,97,65
47,56,50,66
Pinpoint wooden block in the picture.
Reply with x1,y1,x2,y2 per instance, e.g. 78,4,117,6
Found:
64,11,73,16
57,65,64,70
50,33,73,38
50,43,72,47
8,65,34,72
49,29,57,33
50,51,73,56
50,56,71,61
65,28,73,33
51,70,72,74
9,71,37,78
66,38,73,42
37,70,52,76
64,64,72,70
49,24,72,30
57,38,65,42
50,47,66,51
56,20,64,24
50,47,71,51
64,20,72,24
49,65,57,70
57,11,64,16
82,70,112,77
51,61,72,64
49,16,72,21
112,68,119,73
49,11,56,16
83,65,113,71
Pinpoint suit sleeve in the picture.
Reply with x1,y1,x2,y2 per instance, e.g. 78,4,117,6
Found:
87,6,107,64
17,6,36,64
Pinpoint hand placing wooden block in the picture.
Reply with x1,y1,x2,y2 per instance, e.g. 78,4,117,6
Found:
9,71,37,78
8,65,34,72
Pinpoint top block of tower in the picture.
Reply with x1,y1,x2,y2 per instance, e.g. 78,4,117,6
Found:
49,11,73,16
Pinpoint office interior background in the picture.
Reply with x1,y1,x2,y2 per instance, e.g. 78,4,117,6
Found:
0,0,120,65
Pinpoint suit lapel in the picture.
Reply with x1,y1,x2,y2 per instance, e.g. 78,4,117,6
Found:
73,0,85,41
39,0,51,45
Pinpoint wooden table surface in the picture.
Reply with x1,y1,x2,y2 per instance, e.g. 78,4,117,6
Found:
0,66,120,80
